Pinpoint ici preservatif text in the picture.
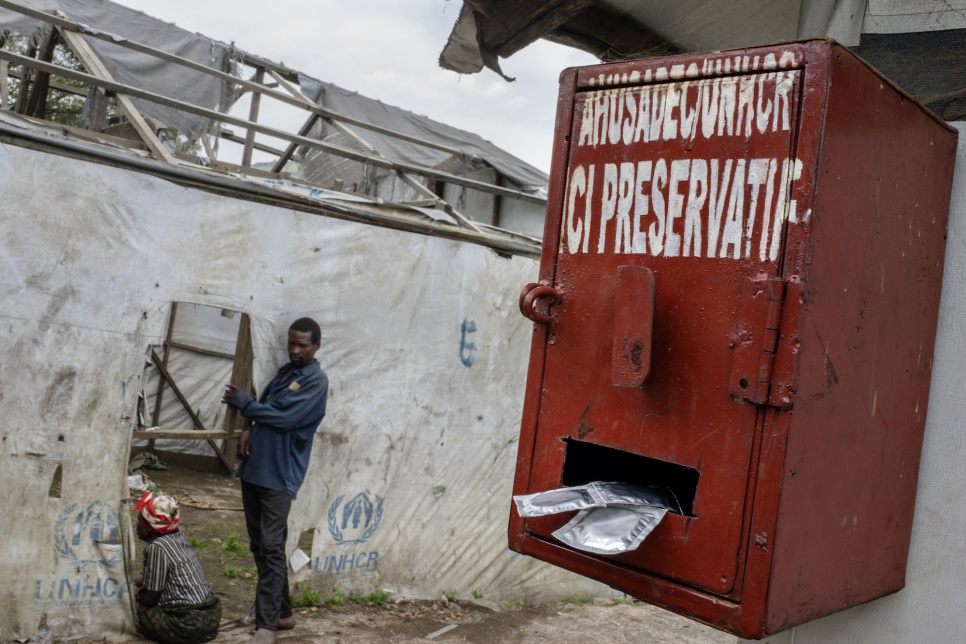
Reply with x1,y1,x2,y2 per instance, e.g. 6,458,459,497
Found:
563,64,810,262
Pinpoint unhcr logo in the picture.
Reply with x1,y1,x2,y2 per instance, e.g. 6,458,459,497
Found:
327,493,383,545
53,501,123,569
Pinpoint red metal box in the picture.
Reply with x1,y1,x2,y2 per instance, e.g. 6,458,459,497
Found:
510,40,958,639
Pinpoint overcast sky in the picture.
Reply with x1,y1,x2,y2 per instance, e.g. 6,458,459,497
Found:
109,0,598,173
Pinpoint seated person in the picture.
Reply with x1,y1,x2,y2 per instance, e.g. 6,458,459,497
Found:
134,491,221,644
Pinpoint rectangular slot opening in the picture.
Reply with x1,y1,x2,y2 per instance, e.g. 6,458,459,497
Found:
561,439,700,516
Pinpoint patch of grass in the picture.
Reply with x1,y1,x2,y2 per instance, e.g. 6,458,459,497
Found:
291,582,323,608
351,588,392,607
611,598,646,606
222,534,247,558
188,536,208,550
559,594,591,605
443,588,459,602
504,600,528,611
471,590,484,599
325,585,346,610
222,565,257,579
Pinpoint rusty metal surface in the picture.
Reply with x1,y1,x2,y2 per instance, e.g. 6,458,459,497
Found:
509,39,958,639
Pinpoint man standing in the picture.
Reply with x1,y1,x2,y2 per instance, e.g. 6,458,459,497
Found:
222,317,329,644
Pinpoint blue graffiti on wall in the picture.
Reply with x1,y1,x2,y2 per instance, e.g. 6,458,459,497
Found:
35,576,129,608
37,500,128,609
459,319,477,367
317,493,384,577
327,493,383,545
313,550,380,576
53,501,123,568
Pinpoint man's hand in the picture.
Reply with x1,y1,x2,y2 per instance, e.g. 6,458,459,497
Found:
237,429,252,460
222,383,241,406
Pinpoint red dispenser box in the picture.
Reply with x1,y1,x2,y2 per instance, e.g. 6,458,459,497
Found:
510,40,958,639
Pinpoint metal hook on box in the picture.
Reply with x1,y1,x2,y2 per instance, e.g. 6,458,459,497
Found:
519,283,560,325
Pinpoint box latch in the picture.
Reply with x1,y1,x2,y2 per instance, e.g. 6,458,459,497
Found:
612,265,655,387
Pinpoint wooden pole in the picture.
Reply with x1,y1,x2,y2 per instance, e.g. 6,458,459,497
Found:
149,302,178,453
241,68,264,167
24,26,57,119
0,60,8,109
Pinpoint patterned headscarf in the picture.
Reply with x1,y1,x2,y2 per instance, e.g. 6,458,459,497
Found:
136,491,180,534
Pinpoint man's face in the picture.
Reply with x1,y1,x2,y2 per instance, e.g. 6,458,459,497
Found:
288,329,320,368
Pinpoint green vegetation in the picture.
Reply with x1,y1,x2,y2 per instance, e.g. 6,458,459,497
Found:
291,584,360,611
559,594,591,605
188,536,208,550
221,565,256,579
611,597,646,606
350,589,392,608
471,590,484,599
291,582,323,608
325,585,346,610
443,588,459,602
504,600,528,610
222,535,247,558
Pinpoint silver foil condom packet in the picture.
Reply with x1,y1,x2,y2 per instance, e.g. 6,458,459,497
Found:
513,482,679,555
552,504,669,555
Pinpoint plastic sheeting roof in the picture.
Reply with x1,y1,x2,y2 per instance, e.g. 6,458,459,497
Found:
0,0,549,192
299,75,549,192
0,0,236,141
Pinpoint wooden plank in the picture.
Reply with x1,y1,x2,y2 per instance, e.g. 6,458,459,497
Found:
0,46,544,204
0,124,540,257
167,339,236,360
491,174,504,228
13,38,36,114
241,67,264,167
1,60,9,109
396,171,484,233
24,25,58,118
223,313,254,467
5,67,87,96
80,84,109,131
220,129,288,158
149,348,234,471
149,302,178,451
54,18,176,164
134,430,232,440
17,112,145,148
270,112,320,173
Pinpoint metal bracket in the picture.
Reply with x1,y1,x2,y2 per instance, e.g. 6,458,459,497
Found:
729,276,787,405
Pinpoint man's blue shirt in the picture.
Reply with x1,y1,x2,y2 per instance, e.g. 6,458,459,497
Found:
232,359,328,498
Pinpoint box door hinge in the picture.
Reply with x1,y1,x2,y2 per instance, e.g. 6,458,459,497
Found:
729,276,787,406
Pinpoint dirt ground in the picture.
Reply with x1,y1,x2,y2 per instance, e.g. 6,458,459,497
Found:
122,464,735,644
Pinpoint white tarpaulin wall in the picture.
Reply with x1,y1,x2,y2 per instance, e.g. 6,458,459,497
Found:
0,140,613,642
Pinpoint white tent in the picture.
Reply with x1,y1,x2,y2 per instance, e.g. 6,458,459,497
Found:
0,127,612,641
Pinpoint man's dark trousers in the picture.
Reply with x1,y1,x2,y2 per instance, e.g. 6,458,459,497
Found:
242,481,293,629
